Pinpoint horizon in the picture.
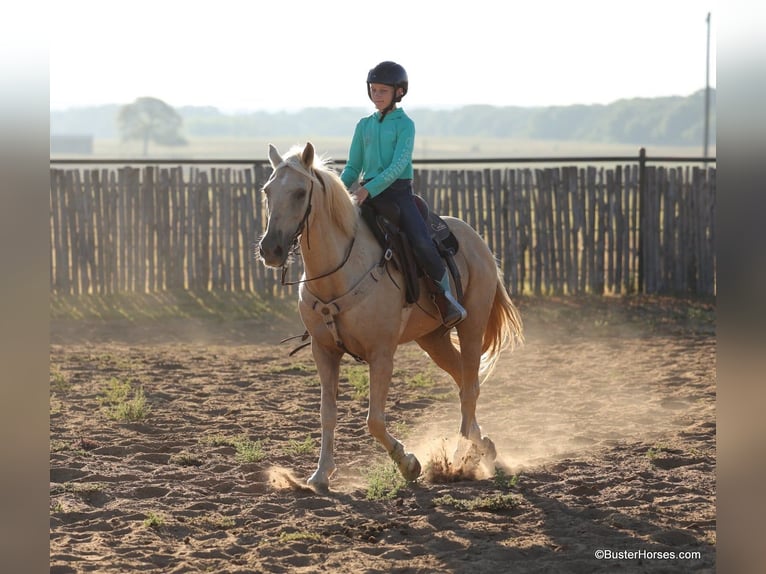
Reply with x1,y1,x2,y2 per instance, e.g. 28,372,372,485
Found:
50,86,714,115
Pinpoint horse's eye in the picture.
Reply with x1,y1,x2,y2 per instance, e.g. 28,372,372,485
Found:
293,188,307,202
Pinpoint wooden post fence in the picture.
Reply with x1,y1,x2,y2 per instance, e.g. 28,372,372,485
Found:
49,161,716,298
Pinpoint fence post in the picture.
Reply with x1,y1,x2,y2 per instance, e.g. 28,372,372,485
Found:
637,147,646,293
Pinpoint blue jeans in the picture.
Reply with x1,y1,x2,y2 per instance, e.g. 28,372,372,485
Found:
368,179,446,282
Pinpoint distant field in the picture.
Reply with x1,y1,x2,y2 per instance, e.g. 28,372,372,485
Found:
51,136,713,163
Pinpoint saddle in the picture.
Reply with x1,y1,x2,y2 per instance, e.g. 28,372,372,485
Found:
360,195,462,304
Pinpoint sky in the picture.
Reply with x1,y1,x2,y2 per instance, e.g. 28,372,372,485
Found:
49,0,718,113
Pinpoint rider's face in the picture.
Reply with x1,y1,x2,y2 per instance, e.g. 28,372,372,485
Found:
369,83,396,111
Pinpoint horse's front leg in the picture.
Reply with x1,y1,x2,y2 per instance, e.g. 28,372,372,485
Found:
367,352,421,481
307,343,343,491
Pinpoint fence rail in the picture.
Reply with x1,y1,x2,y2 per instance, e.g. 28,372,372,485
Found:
49,159,716,297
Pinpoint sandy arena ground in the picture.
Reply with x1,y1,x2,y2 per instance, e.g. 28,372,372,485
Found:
50,295,716,573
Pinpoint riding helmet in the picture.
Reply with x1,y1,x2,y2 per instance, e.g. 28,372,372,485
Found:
366,61,408,102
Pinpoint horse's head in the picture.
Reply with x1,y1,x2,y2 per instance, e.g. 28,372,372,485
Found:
257,142,318,268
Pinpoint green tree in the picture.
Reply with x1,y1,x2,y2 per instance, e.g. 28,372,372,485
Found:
117,97,187,156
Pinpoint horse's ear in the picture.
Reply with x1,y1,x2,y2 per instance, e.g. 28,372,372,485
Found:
301,142,315,168
268,144,283,168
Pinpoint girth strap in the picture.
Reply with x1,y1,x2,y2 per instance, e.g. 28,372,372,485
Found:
302,260,388,362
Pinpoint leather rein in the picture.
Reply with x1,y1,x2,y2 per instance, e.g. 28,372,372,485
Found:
279,168,356,286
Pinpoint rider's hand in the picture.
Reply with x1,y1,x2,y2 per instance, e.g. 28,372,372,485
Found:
353,187,370,204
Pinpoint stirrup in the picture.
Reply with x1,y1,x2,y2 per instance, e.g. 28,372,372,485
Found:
435,291,467,328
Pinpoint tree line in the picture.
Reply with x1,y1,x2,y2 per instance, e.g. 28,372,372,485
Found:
51,89,715,149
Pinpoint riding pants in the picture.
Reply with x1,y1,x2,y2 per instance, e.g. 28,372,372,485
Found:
366,179,446,282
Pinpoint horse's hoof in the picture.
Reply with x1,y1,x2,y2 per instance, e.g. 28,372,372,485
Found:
398,453,422,482
307,470,332,492
480,436,497,461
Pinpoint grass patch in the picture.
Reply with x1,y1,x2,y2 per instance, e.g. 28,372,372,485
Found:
364,461,408,500
493,467,519,490
99,379,150,422
200,433,234,447
201,433,265,463
143,512,165,530
433,493,519,512
50,482,106,496
99,377,131,406
234,437,266,463
646,444,667,460
110,389,150,421
50,368,71,393
407,371,437,389
391,420,410,439
49,440,87,456
50,396,63,416
284,436,315,456
345,365,369,401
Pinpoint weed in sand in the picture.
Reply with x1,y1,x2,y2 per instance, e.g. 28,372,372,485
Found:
433,492,519,512
50,368,71,393
50,396,63,416
392,420,410,439
98,378,151,421
646,444,667,460
112,387,150,422
199,433,271,463
345,366,369,401
284,436,316,456
407,372,437,389
192,514,236,530
51,482,106,496
143,512,165,530
200,433,233,448
493,467,519,490
364,461,408,500
234,436,266,463
49,440,88,457
98,377,131,406
50,440,69,453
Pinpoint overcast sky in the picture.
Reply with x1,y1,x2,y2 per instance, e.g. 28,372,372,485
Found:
49,0,717,112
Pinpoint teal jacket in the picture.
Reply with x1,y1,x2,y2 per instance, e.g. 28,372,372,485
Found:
340,108,415,198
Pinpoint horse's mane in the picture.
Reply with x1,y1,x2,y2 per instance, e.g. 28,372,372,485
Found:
282,145,358,240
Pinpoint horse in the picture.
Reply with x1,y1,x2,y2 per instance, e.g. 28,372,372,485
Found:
257,142,524,490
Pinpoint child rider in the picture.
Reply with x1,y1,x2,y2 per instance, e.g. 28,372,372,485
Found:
340,61,467,328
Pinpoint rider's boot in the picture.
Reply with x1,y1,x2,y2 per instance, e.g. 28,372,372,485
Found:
433,270,467,328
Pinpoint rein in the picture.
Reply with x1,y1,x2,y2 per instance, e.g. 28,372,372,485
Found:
279,169,356,287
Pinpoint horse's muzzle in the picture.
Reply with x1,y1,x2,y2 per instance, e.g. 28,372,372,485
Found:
258,233,288,268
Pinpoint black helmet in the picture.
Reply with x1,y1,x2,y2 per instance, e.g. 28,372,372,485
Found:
366,61,408,102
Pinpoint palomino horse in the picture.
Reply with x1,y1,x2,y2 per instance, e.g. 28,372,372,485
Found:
258,142,523,490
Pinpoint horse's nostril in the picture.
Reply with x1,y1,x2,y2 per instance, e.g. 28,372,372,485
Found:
274,245,283,259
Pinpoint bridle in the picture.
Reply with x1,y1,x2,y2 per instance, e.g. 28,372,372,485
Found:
274,165,356,286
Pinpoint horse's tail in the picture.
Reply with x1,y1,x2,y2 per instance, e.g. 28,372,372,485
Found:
478,268,524,382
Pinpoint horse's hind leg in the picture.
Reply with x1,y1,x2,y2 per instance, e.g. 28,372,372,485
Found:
417,327,495,460
307,344,343,490
415,329,462,388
